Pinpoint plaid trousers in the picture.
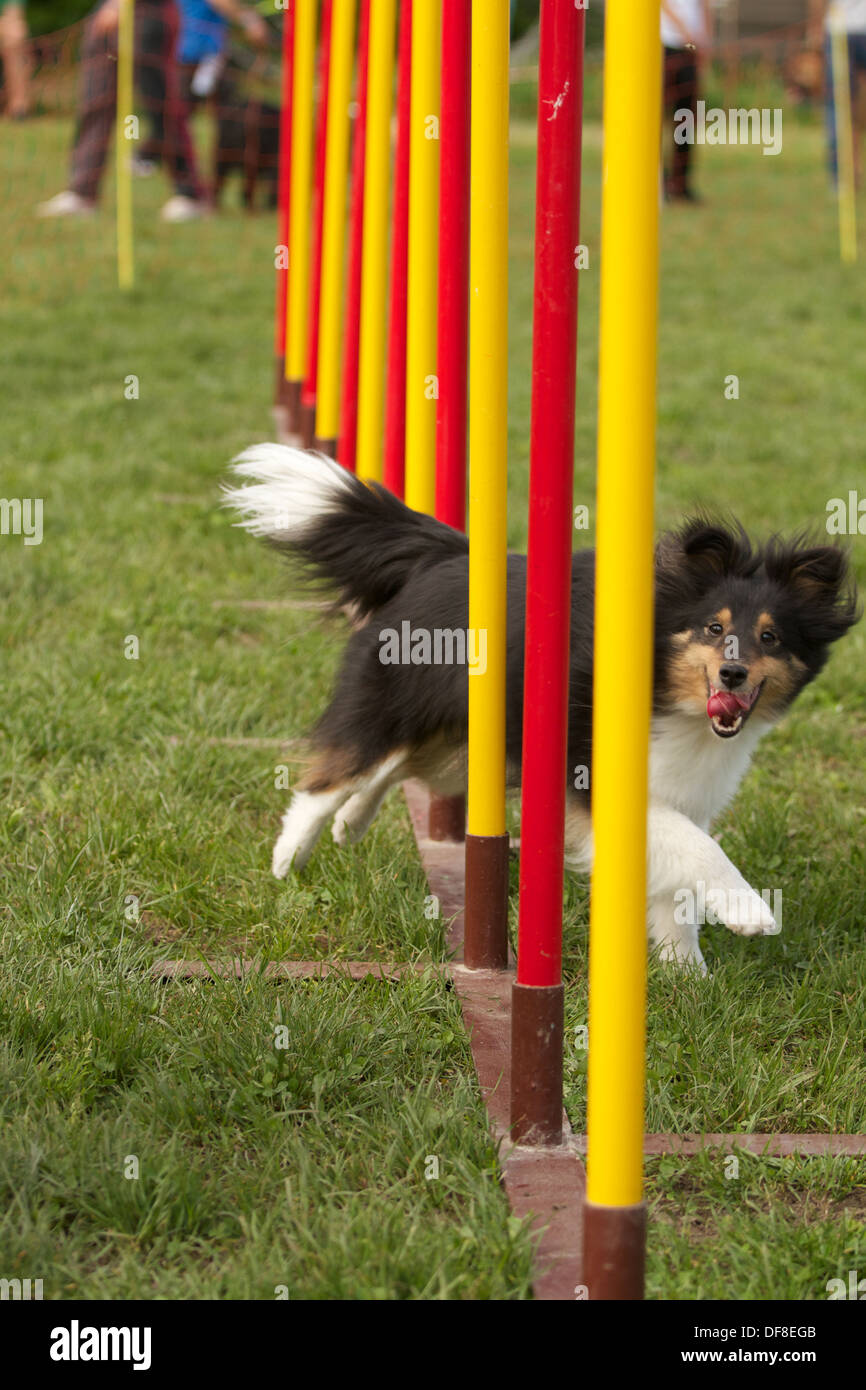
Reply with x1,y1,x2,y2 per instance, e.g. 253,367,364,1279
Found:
69,0,201,202
824,32,866,179
663,45,699,196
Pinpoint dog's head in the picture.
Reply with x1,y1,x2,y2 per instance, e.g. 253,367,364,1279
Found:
654,518,860,738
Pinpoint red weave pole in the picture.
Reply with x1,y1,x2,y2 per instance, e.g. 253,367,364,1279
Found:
338,0,370,472
516,0,586,989
382,0,411,499
274,4,295,365
435,0,470,531
301,0,333,434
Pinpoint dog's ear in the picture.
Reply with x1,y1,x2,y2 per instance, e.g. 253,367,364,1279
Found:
765,542,845,595
656,518,756,597
763,540,861,642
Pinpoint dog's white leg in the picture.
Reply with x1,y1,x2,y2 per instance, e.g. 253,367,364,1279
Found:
332,752,408,846
563,800,594,873
565,806,708,969
562,802,774,968
647,805,777,939
647,894,707,974
272,786,350,877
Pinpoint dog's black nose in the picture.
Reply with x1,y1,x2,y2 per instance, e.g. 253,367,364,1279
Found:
719,663,748,690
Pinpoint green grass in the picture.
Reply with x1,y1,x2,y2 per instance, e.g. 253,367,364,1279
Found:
2,100,865,1299
1,118,536,1300
646,1152,866,1301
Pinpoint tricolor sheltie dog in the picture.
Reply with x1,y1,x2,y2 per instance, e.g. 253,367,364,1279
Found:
224,445,859,972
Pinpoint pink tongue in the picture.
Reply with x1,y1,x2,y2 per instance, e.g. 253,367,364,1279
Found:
707,690,744,720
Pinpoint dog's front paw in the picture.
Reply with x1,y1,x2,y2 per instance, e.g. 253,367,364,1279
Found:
271,829,312,877
270,789,341,876
714,881,777,937
331,796,362,846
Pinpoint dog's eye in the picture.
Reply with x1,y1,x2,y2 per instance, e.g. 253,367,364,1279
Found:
760,629,778,646
707,622,724,636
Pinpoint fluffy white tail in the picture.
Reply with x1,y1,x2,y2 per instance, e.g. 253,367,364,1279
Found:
222,444,354,542
222,441,468,619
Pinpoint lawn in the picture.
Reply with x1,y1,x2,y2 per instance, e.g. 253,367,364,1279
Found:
1,71,864,1299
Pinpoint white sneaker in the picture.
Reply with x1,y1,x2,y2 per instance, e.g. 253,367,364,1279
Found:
160,195,207,223
36,190,96,219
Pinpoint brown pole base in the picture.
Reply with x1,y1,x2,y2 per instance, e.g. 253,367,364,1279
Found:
285,379,303,437
301,403,319,450
463,832,509,970
313,436,337,459
582,1200,647,1300
272,357,290,437
274,355,293,409
510,982,564,1145
272,403,290,439
428,793,465,842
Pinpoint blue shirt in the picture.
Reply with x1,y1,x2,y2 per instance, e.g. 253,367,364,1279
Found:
178,0,229,63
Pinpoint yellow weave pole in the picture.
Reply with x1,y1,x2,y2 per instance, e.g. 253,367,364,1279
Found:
314,0,356,453
462,0,509,972
831,25,858,264
467,0,508,837
286,0,318,409
404,0,441,511
115,0,135,291
356,0,396,481
583,0,660,1299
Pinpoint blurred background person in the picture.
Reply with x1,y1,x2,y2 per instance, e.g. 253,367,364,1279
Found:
0,0,31,119
134,0,270,180
36,0,206,222
812,0,866,185
180,0,269,90
662,0,711,203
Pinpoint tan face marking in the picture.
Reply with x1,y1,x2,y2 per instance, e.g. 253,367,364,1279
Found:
752,651,807,715
667,641,718,707
666,637,808,719
755,612,780,645
715,607,732,628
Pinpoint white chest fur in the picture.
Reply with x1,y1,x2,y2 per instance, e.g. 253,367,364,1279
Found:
649,712,770,830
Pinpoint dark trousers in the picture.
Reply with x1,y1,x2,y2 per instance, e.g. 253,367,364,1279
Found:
824,32,866,180
70,0,201,202
138,59,237,168
663,45,698,196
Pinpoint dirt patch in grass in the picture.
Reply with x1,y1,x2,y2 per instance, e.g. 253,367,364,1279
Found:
650,1164,866,1245
140,911,185,943
831,1187,866,1220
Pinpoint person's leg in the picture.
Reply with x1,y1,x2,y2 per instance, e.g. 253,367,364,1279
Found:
851,32,866,183
211,60,238,203
0,1,31,118
662,45,677,190
825,30,866,185
668,49,698,197
136,1,202,201
851,32,866,79
134,55,196,166
162,4,203,199
135,5,171,176
824,30,861,182
67,10,118,202
136,97,164,166
825,31,840,180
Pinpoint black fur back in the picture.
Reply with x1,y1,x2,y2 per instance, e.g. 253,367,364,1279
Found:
271,477,469,621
